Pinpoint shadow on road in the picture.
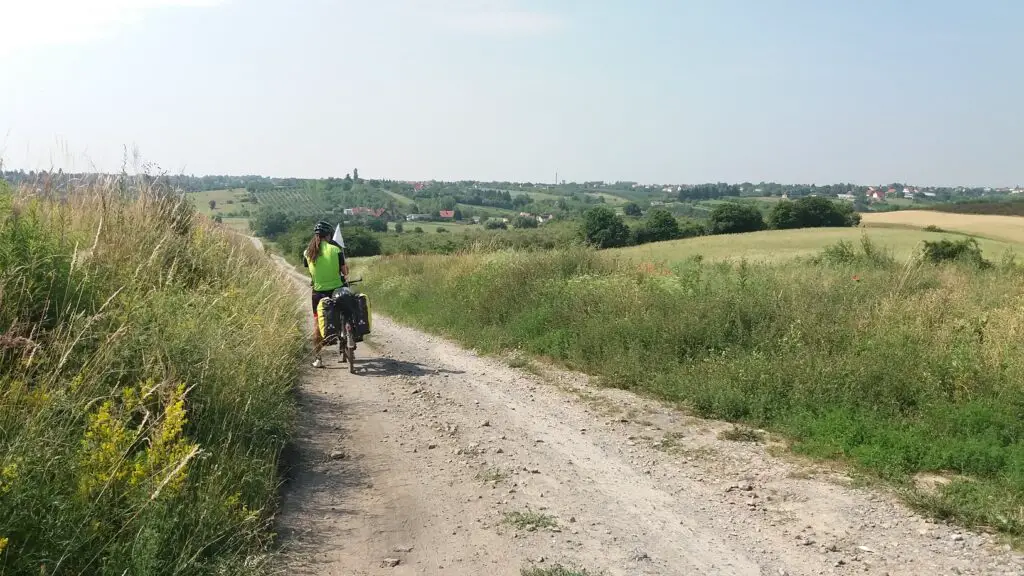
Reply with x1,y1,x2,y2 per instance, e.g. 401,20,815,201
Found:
354,356,465,378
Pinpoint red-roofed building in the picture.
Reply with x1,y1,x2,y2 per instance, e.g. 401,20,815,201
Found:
439,210,455,219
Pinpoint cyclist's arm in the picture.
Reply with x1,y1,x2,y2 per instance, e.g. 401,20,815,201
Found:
301,252,312,287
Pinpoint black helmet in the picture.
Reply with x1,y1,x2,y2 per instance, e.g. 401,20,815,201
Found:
313,221,333,237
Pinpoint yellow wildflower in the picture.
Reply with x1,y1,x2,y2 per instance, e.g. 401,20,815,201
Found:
78,400,132,497
121,386,137,407
77,381,199,501
26,388,50,411
125,382,198,496
0,461,17,496
0,536,8,554
147,383,197,496
70,373,85,392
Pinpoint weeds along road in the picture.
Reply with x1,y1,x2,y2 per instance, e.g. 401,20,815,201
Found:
265,250,1023,576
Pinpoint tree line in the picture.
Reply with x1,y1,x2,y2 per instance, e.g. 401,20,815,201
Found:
580,196,860,249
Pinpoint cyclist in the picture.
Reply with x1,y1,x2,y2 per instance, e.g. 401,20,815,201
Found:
303,220,348,368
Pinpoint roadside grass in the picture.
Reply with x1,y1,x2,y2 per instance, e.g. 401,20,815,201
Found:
506,356,531,370
718,425,766,443
521,564,601,576
504,509,558,531
652,432,686,452
506,354,545,376
476,467,508,483
365,235,1024,539
0,178,303,574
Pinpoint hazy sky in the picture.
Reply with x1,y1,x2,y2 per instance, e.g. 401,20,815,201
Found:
0,0,1021,185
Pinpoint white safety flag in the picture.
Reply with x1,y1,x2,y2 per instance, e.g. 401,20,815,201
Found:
332,224,345,248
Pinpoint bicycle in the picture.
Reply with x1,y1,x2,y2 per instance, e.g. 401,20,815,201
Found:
331,277,363,374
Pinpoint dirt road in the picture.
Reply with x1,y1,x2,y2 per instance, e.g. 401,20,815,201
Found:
270,261,1023,576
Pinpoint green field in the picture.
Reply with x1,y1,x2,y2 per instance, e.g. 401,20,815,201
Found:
186,188,254,217
220,216,253,233
384,189,416,206
700,196,784,205
510,189,563,202
455,202,517,216
614,225,1018,265
883,197,918,208
253,187,324,214
391,220,481,233
585,191,630,204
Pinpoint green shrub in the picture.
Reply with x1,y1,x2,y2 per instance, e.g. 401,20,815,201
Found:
921,238,990,268
708,202,765,235
343,226,383,257
768,197,860,230
632,209,682,244
817,239,857,264
813,235,895,268
580,206,631,249
512,215,539,229
251,209,293,238
677,218,707,239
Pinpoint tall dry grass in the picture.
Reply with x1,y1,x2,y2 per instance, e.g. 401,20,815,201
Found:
365,238,1024,538
0,175,304,574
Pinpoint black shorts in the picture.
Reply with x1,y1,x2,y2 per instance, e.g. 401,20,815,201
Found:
311,290,333,317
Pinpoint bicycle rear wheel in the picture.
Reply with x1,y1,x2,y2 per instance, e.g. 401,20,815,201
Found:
345,325,356,373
